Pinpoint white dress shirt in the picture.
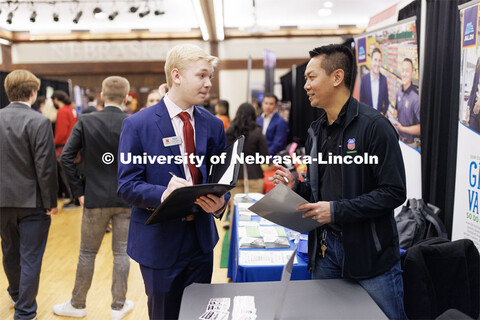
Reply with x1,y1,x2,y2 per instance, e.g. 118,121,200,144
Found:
163,93,196,183
370,73,380,110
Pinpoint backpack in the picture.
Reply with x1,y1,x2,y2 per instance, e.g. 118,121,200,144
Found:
395,199,448,250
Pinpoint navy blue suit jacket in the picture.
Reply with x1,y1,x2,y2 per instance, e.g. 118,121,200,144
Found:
359,73,389,115
117,98,228,269
256,113,289,155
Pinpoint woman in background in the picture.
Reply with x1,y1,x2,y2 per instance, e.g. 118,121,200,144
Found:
226,103,269,218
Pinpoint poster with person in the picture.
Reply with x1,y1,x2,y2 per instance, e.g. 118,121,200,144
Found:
453,2,480,250
354,17,421,203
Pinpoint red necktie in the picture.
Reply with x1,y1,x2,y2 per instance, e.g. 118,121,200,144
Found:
178,112,201,184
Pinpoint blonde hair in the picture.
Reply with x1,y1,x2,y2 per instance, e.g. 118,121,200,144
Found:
102,76,130,105
4,69,40,102
164,44,218,88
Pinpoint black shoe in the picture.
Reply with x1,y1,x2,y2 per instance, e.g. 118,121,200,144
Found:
62,201,80,210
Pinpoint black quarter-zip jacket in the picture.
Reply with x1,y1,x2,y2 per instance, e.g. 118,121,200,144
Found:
295,97,406,280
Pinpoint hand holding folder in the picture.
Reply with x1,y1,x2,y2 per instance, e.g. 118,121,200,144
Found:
145,135,245,224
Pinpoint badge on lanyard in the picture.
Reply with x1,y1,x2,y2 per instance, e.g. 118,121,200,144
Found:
163,136,182,147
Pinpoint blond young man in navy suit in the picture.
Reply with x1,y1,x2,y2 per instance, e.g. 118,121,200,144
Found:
117,44,228,320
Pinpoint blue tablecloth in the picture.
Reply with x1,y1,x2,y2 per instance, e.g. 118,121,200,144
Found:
227,205,311,282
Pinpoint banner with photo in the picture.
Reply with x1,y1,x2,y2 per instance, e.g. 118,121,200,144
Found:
453,2,480,249
353,17,422,202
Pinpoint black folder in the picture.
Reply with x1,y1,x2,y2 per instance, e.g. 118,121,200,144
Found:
145,135,245,224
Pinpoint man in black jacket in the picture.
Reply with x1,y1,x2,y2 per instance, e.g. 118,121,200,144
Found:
54,76,133,320
274,44,407,319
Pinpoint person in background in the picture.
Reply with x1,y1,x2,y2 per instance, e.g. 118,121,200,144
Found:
117,44,228,320
256,93,289,155
274,44,407,320
215,99,230,130
226,103,268,213
32,95,46,113
392,58,420,148
83,92,97,114
0,69,58,320
144,89,162,109
54,76,133,320
359,47,389,115
158,83,168,98
202,93,217,114
52,90,79,209
466,57,480,133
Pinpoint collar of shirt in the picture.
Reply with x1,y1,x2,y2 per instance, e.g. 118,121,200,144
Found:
402,84,415,94
261,111,276,119
12,101,31,108
320,97,350,128
370,72,380,82
164,93,195,121
105,104,123,111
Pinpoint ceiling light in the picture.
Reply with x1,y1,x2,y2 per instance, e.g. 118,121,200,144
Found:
139,9,150,18
130,6,139,13
317,9,332,17
213,0,224,40
108,11,119,20
53,13,59,22
192,0,209,41
323,1,334,8
73,11,83,24
29,11,37,23
93,7,107,19
6,12,13,24
154,9,165,15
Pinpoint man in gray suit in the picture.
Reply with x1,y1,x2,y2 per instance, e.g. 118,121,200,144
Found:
0,69,58,320
54,76,133,320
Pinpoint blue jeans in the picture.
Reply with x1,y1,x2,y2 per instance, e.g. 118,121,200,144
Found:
312,230,407,320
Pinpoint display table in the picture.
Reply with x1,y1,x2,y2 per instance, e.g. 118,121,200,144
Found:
178,279,387,319
227,195,310,282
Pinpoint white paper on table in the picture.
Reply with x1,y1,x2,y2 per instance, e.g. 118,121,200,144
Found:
237,227,247,238
238,250,298,266
238,221,260,227
249,183,322,233
259,226,278,238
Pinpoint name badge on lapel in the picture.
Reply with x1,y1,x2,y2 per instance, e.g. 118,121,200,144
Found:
163,136,182,147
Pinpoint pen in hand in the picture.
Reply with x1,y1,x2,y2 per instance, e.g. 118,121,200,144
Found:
169,172,177,178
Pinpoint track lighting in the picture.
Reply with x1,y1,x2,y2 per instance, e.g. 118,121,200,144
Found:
108,11,119,21
154,10,165,16
73,10,83,24
139,9,150,18
129,6,139,13
30,11,37,23
53,12,59,22
6,12,13,24
93,7,107,19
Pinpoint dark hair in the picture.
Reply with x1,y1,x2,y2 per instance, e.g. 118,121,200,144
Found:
309,44,355,89
51,90,71,105
226,103,257,142
216,99,229,117
403,58,414,68
371,47,382,58
263,93,278,104
32,95,46,111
